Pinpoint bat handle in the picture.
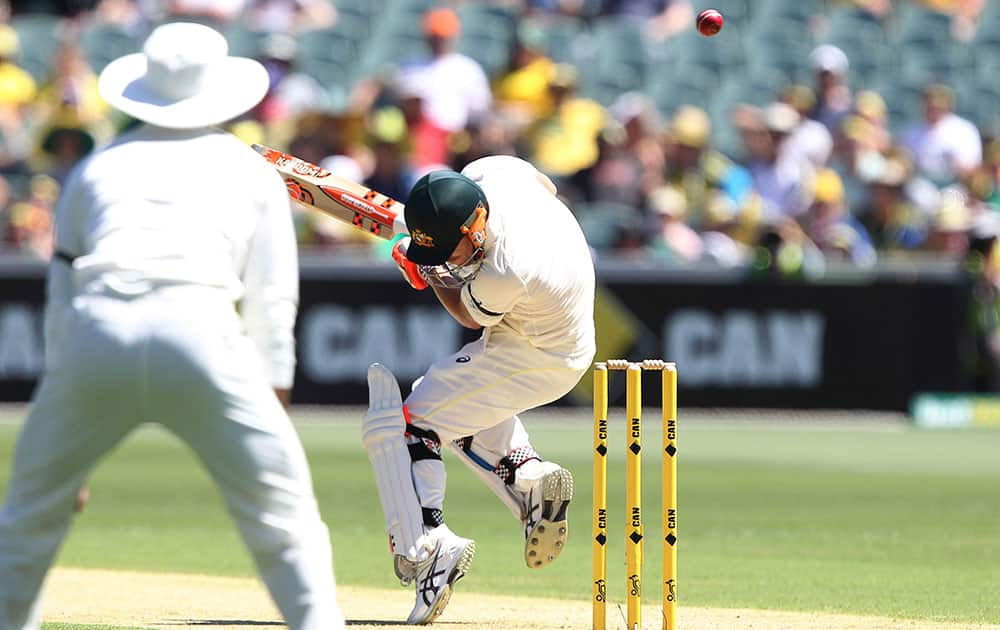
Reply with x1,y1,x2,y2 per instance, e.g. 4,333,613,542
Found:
393,215,409,237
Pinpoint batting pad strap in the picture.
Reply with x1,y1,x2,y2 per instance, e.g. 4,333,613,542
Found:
494,446,540,485
422,507,444,528
407,435,442,462
404,421,439,443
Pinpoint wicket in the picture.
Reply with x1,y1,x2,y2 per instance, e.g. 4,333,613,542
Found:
592,359,678,630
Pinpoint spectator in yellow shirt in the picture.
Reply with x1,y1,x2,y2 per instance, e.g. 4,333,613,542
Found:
522,63,606,177
35,43,109,132
0,25,36,107
0,24,37,168
493,22,556,124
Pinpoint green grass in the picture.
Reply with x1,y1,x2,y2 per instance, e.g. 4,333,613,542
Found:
3,409,1000,624
41,625,141,629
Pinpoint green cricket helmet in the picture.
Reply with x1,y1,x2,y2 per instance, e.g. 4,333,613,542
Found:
404,170,488,266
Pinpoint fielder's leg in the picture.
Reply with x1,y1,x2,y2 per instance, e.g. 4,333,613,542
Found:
0,374,136,630
363,363,475,625
150,313,345,630
448,416,573,569
165,393,344,630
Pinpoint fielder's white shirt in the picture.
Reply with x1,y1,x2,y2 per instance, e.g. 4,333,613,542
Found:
50,124,299,387
458,156,596,368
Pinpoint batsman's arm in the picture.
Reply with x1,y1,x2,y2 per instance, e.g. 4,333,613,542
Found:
432,285,481,330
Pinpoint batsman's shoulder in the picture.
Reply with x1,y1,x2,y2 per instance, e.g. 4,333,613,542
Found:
460,155,539,182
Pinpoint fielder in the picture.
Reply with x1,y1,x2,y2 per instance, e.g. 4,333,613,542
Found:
364,156,596,623
0,24,345,629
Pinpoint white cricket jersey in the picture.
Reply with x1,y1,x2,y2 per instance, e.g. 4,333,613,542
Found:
51,124,299,387
458,156,596,368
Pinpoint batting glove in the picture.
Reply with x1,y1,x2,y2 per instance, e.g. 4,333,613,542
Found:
392,237,428,291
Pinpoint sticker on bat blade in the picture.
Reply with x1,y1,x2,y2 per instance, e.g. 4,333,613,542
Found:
284,178,314,205
353,212,382,236
290,159,329,179
252,145,284,164
363,187,399,209
320,186,398,227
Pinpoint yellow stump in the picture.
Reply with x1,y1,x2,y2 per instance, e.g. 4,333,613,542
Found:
662,364,678,630
592,364,608,630
625,364,643,630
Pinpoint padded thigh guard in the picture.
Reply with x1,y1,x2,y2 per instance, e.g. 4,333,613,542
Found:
362,363,429,563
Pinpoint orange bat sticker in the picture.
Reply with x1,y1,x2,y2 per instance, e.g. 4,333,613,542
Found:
320,186,398,227
284,178,314,205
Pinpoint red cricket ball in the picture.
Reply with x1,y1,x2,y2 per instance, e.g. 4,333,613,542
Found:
696,9,723,37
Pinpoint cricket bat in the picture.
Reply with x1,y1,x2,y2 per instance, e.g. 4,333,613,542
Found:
252,144,408,240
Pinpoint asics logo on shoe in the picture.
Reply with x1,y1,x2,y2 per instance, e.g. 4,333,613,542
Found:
418,549,447,606
523,488,540,531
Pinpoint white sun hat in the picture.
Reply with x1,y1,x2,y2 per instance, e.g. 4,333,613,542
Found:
98,22,269,129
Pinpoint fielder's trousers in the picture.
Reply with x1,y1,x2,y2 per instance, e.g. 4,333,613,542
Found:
0,290,344,630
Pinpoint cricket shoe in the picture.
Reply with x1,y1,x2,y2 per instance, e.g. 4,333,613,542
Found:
406,524,476,625
516,461,574,569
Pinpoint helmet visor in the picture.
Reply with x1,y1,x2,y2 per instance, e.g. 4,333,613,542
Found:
418,247,484,288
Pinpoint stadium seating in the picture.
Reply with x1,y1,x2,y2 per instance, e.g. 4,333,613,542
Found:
223,20,268,60
574,201,644,251
333,0,381,22
891,4,953,48
80,23,141,74
455,4,518,78
820,7,888,88
691,0,750,25
530,15,588,67
11,14,63,82
294,26,360,99
646,67,714,117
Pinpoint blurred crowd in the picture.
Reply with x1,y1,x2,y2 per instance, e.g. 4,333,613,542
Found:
2,0,1000,277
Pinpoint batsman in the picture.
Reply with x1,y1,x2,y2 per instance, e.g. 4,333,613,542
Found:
362,156,596,624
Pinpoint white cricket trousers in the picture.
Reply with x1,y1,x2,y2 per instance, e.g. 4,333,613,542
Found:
0,289,344,630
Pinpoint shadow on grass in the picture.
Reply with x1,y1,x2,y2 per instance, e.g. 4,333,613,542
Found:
163,619,466,627
347,622,470,626
161,622,282,627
